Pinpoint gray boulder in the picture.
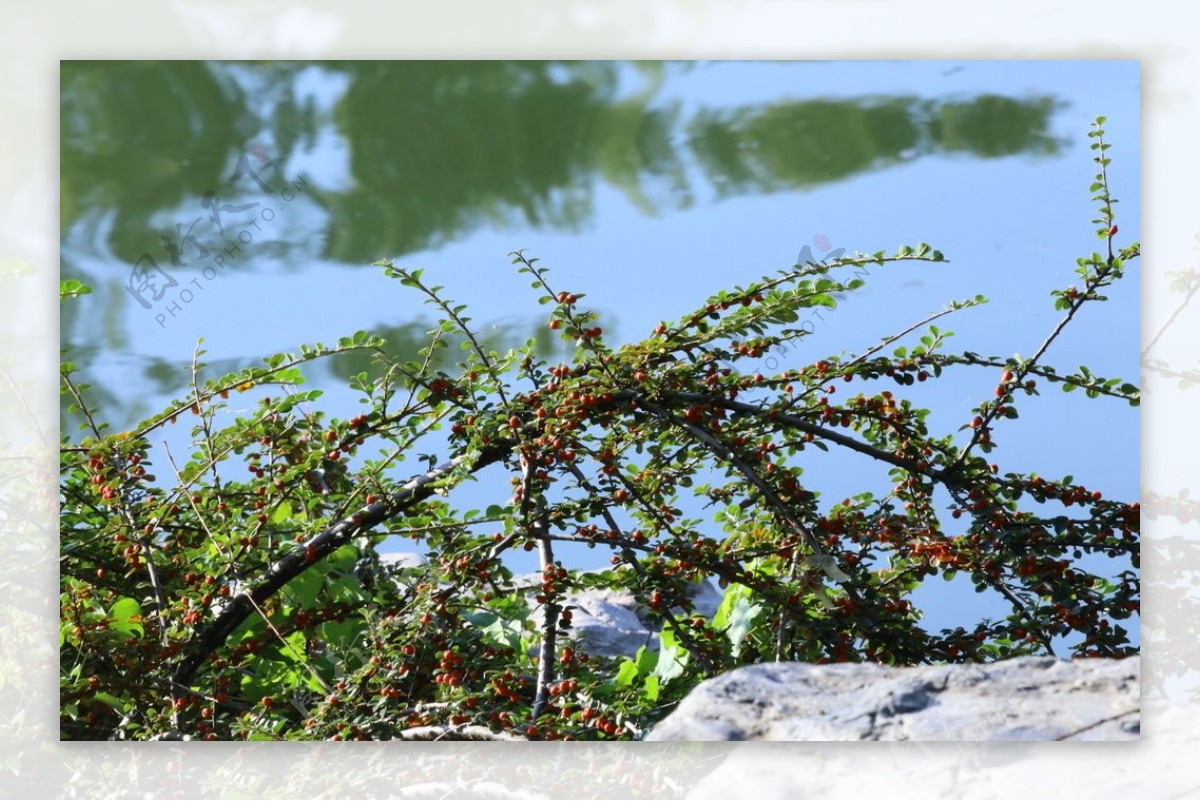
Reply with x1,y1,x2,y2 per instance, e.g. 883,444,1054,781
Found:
646,655,1138,741
555,588,657,658
532,578,725,659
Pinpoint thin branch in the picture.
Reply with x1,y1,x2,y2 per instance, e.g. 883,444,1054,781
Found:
1052,708,1138,741
842,303,969,371
2,365,48,447
524,456,558,722
131,343,381,444
990,581,1057,658
953,124,1134,469
384,265,512,410
1142,269,1199,359
162,442,231,562
61,369,104,440
774,549,799,662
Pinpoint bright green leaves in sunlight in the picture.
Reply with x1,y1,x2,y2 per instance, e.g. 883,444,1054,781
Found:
60,279,93,299
713,584,763,660
107,598,144,639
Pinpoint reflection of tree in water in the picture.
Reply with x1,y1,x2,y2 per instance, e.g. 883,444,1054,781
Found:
60,62,250,260
60,61,1066,429
687,95,1062,199
331,70,1062,261
61,62,1065,273
326,61,689,261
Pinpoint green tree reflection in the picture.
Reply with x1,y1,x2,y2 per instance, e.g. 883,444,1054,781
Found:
60,61,1065,429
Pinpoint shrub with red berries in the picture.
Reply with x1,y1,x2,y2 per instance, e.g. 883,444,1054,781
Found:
60,119,1138,741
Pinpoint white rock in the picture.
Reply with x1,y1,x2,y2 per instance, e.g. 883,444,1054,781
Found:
646,656,1138,742
559,588,656,659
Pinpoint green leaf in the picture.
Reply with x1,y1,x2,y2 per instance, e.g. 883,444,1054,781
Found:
286,568,325,609
615,659,640,687
713,584,761,658
465,609,525,651
60,279,94,298
278,630,309,664
317,617,364,650
635,644,658,675
92,691,129,712
107,597,143,638
270,500,294,524
652,627,688,685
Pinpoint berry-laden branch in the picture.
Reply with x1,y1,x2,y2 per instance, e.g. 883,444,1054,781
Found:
172,438,514,687
954,118,1139,468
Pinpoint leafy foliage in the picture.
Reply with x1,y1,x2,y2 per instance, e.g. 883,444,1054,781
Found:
60,119,1138,741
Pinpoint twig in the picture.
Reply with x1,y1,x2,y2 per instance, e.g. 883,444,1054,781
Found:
990,580,1057,658
842,303,969,371
60,369,104,440
2,365,48,446
650,391,943,480
241,592,332,694
1142,269,1199,359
